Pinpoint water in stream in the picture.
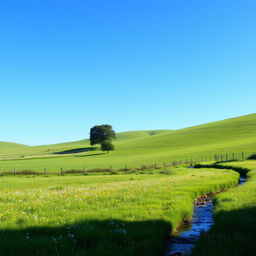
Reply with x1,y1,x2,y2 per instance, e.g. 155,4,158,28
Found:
164,175,246,256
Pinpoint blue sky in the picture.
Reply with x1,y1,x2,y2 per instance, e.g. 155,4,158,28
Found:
1,0,256,145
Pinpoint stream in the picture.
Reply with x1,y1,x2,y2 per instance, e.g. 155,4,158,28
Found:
164,175,247,256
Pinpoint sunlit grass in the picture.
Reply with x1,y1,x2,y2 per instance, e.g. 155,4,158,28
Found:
0,114,255,171
0,168,238,255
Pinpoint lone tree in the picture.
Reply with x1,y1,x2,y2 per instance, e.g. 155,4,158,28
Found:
89,125,116,152
101,140,115,153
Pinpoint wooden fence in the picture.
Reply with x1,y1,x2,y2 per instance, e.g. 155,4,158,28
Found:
1,152,255,176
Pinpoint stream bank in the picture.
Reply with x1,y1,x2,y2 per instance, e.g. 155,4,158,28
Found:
164,174,247,256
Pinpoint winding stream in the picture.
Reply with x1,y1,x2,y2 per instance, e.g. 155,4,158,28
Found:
164,175,247,256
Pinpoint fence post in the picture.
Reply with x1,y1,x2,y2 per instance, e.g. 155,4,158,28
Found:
60,167,63,175
154,163,157,169
84,166,86,175
232,153,235,160
242,152,244,161
226,154,228,161
109,166,112,172
44,168,46,175
13,168,16,176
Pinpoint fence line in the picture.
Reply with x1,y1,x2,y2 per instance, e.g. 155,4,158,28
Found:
1,152,255,176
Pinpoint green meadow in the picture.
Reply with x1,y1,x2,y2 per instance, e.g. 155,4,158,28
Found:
0,167,239,256
0,113,256,172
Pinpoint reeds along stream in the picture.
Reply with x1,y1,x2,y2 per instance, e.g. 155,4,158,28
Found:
164,175,247,256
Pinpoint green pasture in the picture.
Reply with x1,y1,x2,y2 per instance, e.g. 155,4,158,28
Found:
0,114,256,172
0,168,238,255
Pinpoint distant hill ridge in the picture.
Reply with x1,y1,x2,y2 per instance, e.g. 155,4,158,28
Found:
0,114,255,165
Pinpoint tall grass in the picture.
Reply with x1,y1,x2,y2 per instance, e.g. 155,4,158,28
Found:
0,168,238,255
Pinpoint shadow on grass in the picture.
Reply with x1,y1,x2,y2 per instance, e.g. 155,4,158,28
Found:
53,147,98,155
74,153,106,158
194,163,250,176
0,219,171,256
192,206,256,256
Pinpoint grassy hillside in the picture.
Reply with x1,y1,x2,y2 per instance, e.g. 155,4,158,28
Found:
0,114,255,171
0,142,30,157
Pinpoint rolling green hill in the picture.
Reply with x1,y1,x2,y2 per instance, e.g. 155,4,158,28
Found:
0,113,255,171
0,142,30,157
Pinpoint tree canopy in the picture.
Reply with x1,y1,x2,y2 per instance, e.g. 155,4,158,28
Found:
101,140,115,153
89,125,116,146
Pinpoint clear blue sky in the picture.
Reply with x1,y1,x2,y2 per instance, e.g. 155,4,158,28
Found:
1,0,256,145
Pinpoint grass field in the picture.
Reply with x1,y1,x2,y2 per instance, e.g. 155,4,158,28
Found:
0,167,239,255
0,113,255,172
192,160,256,256
0,114,255,255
